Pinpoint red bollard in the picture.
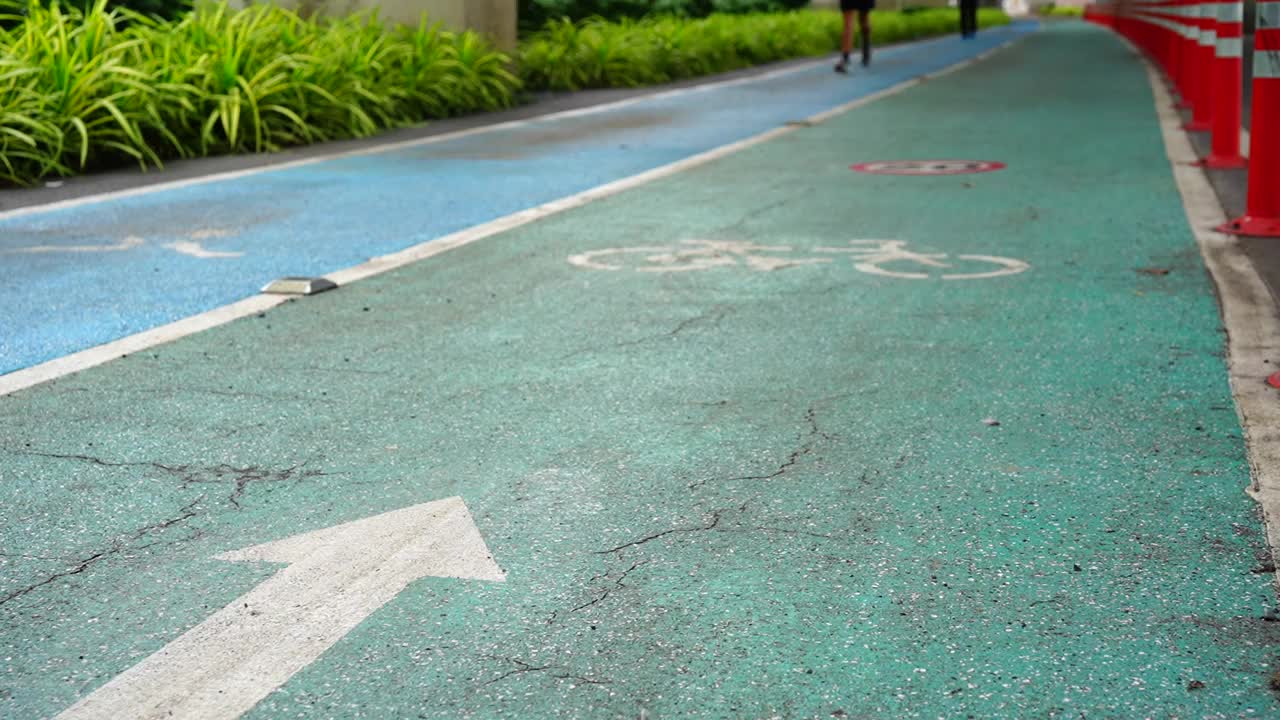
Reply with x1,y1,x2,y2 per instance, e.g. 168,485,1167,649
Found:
1219,0,1280,237
1185,2,1215,130
1200,0,1247,167
1170,0,1195,107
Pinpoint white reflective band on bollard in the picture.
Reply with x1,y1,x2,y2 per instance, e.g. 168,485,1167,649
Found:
1259,52,1280,80
1217,37,1244,57
1260,4,1280,28
1219,2,1244,23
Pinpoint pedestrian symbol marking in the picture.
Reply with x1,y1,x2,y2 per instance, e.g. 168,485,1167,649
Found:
0,236,145,254
851,160,1007,175
3,229,244,259
568,239,1029,279
55,497,504,720
163,241,245,259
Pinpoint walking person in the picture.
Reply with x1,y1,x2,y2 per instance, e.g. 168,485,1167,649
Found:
834,0,873,74
959,0,978,38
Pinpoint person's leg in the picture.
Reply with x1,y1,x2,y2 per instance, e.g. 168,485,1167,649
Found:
836,10,854,72
859,10,872,66
961,0,977,37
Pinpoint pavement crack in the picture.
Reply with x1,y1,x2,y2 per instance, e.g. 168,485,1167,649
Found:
480,657,554,685
597,512,724,555
480,656,610,687
0,498,202,607
689,406,834,490
552,672,611,685
6,448,327,510
556,306,731,362
570,560,651,613
176,462,328,509
752,526,837,540
4,448,187,474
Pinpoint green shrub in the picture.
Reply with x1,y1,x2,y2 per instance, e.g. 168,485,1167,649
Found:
2,0,188,22
1038,4,1084,16
518,0,809,34
0,0,519,185
519,8,1011,91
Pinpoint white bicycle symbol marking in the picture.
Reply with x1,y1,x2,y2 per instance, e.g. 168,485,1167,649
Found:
568,239,1029,280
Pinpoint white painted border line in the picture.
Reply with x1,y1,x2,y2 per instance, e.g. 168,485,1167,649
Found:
0,32,1030,398
0,24,1025,223
1138,45,1280,577
0,294,287,396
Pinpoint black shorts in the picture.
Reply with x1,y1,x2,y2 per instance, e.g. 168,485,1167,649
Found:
840,0,875,11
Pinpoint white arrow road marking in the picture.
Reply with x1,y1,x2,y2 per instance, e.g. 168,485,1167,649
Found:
163,241,245,259
1,235,144,254
57,497,505,720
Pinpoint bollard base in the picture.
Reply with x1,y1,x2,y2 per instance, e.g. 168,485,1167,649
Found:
1183,119,1211,132
1217,216,1280,238
1197,155,1248,170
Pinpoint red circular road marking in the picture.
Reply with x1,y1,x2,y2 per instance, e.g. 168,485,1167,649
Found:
851,160,1007,176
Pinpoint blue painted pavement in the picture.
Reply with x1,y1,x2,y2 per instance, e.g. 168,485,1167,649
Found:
0,22,1035,377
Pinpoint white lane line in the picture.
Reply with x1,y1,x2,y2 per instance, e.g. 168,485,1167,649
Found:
0,32,1030,398
0,25,1027,223
0,295,287,397
1140,47,1280,578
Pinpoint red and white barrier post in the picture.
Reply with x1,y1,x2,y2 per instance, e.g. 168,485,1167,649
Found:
1170,0,1197,108
1220,0,1280,236
1200,0,1246,167
1185,1,1216,130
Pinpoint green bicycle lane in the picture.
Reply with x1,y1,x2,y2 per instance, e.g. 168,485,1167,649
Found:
3,21,1278,718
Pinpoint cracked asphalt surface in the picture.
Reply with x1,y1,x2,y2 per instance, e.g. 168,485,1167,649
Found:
2,20,1279,719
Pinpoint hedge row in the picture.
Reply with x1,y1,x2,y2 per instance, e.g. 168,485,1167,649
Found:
1037,4,1084,16
520,8,1010,90
517,0,811,33
0,2,1011,186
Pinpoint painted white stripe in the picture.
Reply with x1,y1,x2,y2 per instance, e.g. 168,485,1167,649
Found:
0,34,1032,398
1219,1,1244,23
0,295,287,396
1217,36,1243,56
1137,39,1280,589
1138,13,1178,32
1255,49,1280,78
1201,29,1217,45
1260,3,1280,28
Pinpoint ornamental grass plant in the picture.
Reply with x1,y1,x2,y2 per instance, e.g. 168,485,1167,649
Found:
0,0,519,185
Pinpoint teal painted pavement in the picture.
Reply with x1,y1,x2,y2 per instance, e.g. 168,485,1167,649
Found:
2,22,1278,718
